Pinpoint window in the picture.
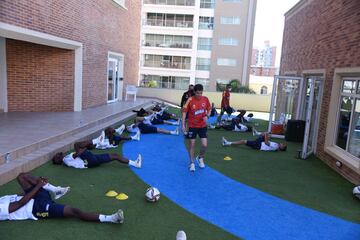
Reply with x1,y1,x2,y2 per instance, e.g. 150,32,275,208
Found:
199,16,214,29
220,16,240,25
195,78,210,90
144,34,192,48
200,0,215,8
335,78,360,158
196,58,211,71
216,79,230,91
112,0,126,8
219,37,239,46
197,38,212,50
217,58,237,66
260,86,268,95
223,0,241,2
141,75,189,90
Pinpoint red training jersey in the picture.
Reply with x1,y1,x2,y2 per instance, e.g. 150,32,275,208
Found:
221,89,230,108
182,96,211,128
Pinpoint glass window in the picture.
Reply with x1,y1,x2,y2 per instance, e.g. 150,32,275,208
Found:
197,38,212,50
335,78,360,158
223,0,241,2
199,16,214,29
220,16,240,25
217,58,237,66
196,58,211,71
219,37,239,46
140,75,189,90
195,78,210,91
200,0,215,8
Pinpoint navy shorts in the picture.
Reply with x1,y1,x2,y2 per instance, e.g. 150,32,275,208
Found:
138,122,158,134
151,118,164,125
113,135,122,145
25,187,65,219
246,136,264,150
187,127,208,139
79,150,112,168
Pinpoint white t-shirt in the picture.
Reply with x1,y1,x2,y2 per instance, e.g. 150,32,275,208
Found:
63,152,87,169
233,123,248,132
260,141,279,151
0,195,37,221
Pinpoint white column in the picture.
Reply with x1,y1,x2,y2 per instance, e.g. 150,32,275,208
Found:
0,37,8,112
74,46,83,111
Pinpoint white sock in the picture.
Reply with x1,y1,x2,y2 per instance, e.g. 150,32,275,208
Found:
170,130,176,135
99,214,115,223
128,160,137,167
43,183,59,193
92,139,98,145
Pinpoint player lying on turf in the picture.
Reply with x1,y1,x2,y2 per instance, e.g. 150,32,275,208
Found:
0,172,124,223
52,139,142,169
126,118,179,136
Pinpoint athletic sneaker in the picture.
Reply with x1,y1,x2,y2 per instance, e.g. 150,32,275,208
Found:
222,137,231,146
115,124,125,135
176,230,187,240
252,127,261,136
135,154,142,168
93,131,105,145
189,162,195,172
196,156,205,169
131,130,141,141
171,127,179,135
54,186,70,200
112,209,124,224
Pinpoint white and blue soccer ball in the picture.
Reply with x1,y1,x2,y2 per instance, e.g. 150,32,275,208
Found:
145,187,160,202
353,186,360,200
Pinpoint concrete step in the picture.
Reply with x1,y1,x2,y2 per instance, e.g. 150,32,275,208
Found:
0,102,154,185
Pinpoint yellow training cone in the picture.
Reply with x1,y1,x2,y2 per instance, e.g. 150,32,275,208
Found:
105,190,118,197
116,193,129,200
223,156,232,161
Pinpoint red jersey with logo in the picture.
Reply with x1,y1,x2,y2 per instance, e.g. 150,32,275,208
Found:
182,96,211,128
221,89,230,108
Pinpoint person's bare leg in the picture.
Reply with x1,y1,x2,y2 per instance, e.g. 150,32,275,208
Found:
189,139,196,163
157,128,171,134
74,141,94,153
17,173,38,190
230,140,247,145
109,153,129,164
63,206,124,223
199,138,208,158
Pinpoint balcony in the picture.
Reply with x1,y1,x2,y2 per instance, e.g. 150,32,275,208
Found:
144,60,191,70
144,0,195,6
145,19,194,28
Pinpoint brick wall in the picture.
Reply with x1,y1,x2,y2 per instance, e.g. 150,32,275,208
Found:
0,0,141,110
280,0,360,183
7,39,74,111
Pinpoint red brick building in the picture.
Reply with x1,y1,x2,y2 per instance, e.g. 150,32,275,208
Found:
0,0,141,112
280,0,360,183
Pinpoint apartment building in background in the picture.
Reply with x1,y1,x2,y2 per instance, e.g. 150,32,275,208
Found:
251,40,277,77
0,0,141,112
139,0,257,91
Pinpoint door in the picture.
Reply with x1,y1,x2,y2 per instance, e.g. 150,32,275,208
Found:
107,58,119,102
301,76,324,159
268,75,303,138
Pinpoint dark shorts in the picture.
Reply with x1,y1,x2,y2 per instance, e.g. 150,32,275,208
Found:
151,118,164,125
246,136,264,150
159,112,171,120
221,106,233,115
25,187,65,219
138,122,158,134
79,150,112,168
113,135,122,145
187,127,208,139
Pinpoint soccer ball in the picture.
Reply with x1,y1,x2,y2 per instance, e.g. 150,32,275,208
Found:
353,186,360,200
145,187,160,202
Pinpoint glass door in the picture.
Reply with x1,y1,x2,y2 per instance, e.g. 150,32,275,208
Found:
107,58,119,102
301,76,323,158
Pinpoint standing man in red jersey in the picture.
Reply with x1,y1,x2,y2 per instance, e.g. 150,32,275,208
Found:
181,84,211,172
217,84,232,124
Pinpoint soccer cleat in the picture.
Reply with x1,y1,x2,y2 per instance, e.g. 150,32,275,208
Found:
112,209,124,224
135,154,142,168
115,124,125,135
54,186,70,200
222,137,231,146
176,230,187,240
196,156,205,169
189,162,195,172
131,130,141,141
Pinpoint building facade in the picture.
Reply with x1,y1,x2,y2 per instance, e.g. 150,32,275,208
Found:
280,0,360,183
251,40,277,77
0,0,141,112
139,0,256,91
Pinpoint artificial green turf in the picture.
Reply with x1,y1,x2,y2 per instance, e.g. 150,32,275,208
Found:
204,118,360,223
0,140,239,240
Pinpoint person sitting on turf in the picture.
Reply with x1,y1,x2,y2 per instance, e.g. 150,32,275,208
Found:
0,172,124,223
221,131,287,151
52,139,142,169
126,119,179,136
214,117,252,132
